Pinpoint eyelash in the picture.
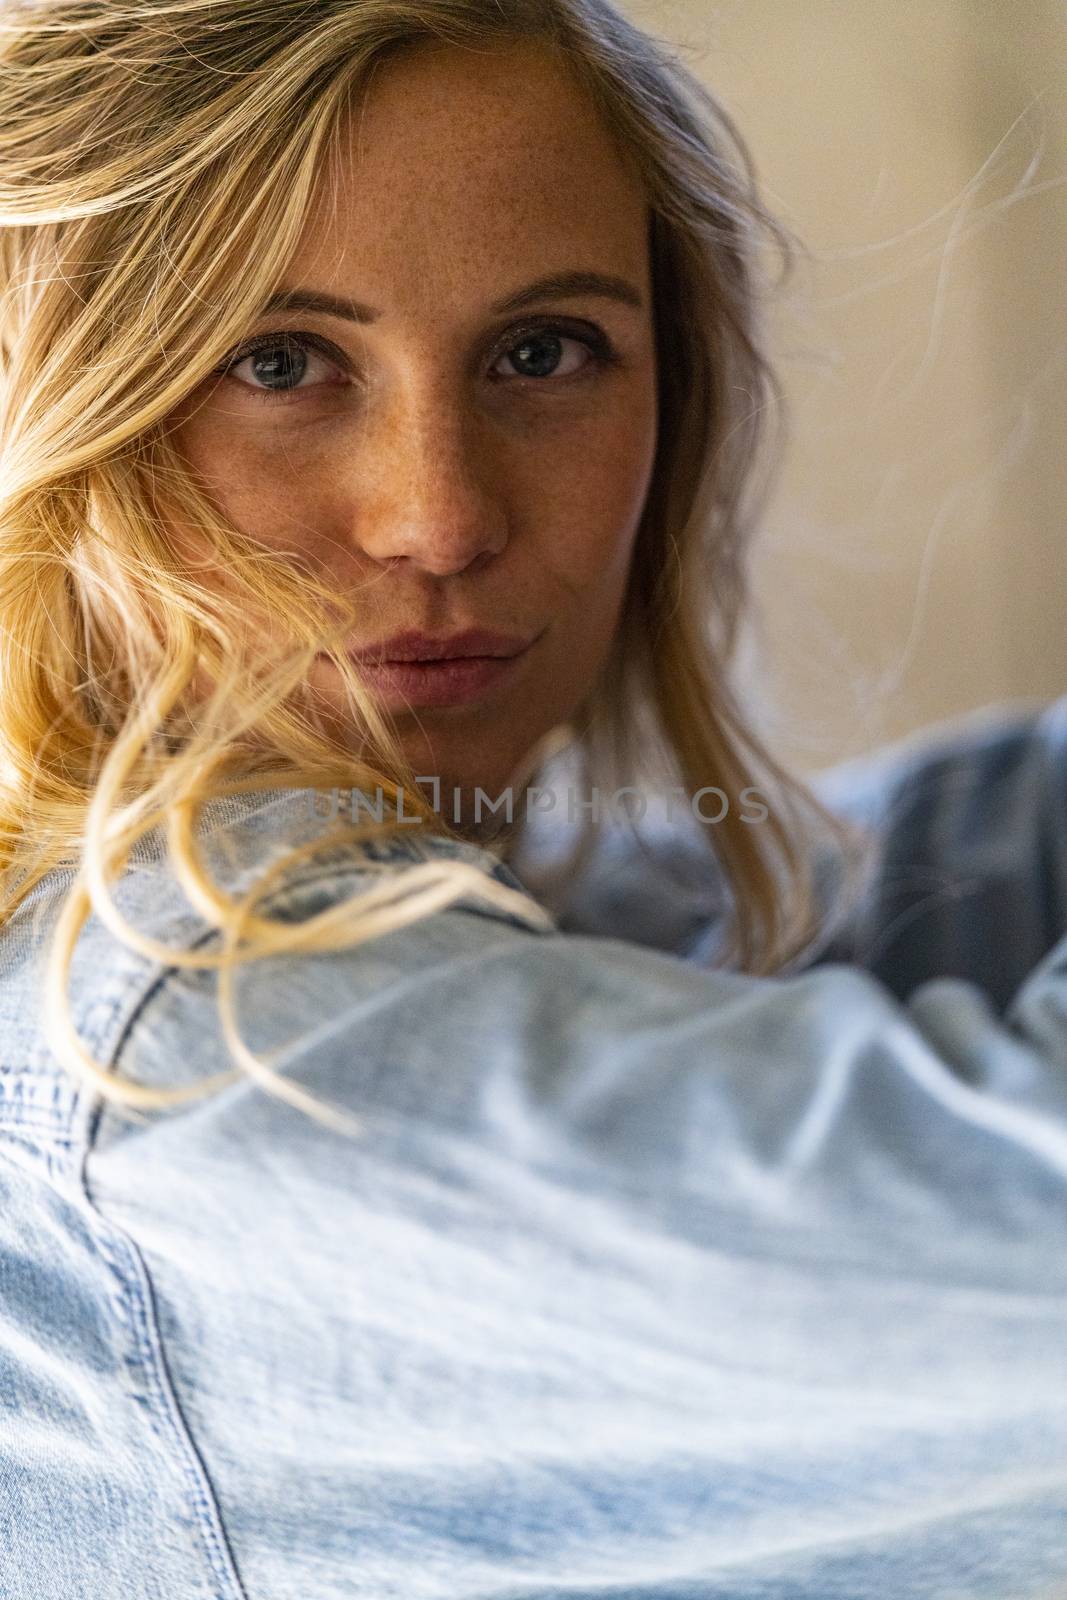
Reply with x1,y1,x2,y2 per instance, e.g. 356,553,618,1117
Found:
211,318,620,402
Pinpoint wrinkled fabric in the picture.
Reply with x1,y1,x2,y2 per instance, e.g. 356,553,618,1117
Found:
0,700,1066,1599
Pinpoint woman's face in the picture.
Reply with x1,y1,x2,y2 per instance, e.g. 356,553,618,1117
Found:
168,39,658,811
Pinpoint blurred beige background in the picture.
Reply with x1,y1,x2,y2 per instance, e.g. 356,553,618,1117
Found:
625,0,1067,772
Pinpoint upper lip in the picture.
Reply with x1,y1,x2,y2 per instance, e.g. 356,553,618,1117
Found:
346,627,537,663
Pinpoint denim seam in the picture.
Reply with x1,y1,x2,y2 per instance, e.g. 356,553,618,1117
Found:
250,853,550,936
50,927,255,1599
6,850,543,1595
73,1191,251,1600
58,861,459,1593
79,919,227,1161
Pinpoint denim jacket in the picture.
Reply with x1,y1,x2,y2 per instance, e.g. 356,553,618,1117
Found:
1,698,1066,1599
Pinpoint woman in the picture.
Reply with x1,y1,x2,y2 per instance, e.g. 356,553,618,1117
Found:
0,0,861,1013
1,2,1065,1596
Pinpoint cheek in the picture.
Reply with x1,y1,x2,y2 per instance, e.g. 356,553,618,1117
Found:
177,427,346,579
527,405,656,590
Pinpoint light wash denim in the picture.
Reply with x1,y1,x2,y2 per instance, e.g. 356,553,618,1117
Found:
1,697,1066,1599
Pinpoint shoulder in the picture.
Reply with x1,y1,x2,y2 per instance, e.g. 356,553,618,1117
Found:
4,787,550,1110
38,764,1066,1237
90,832,1067,1247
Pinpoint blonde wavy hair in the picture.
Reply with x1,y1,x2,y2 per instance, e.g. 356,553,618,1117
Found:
0,0,865,1133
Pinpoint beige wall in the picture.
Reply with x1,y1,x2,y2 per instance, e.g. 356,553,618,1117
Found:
627,1,1067,770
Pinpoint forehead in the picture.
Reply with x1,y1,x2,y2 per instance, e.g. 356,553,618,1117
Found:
291,39,650,307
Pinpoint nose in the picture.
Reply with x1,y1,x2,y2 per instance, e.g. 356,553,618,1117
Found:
352,391,509,577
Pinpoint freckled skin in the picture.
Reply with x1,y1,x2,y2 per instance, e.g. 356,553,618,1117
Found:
167,39,659,810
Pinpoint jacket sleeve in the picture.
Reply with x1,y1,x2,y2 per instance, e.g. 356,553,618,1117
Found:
103,850,1067,1210
75,840,1067,1596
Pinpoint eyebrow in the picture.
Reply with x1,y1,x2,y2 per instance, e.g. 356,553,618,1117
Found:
258,270,645,325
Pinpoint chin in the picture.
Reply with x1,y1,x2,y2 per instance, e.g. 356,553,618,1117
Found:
314,696,553,831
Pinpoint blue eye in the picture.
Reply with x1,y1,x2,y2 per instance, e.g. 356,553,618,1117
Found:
240,342,308,389
494,328,596,381
212,319,618,400
492,319,619,384
216,334,343,394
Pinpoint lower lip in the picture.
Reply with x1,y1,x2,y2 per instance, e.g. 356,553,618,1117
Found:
332,651,528,708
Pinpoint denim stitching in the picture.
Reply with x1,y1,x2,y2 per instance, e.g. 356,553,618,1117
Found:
80,1199,251,1600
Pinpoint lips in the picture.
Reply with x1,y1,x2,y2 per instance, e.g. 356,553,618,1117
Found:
348,627,535,664
345,649,531,708
315,625,540,708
